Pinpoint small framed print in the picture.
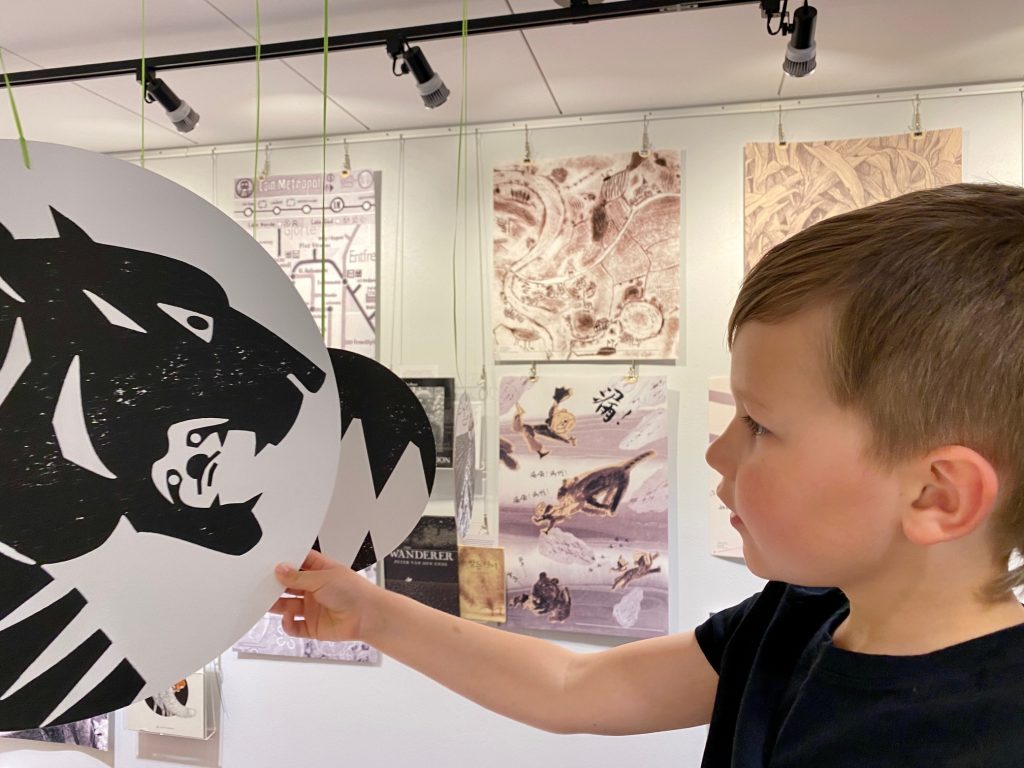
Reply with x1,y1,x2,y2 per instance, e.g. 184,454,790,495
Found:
403,378,455,468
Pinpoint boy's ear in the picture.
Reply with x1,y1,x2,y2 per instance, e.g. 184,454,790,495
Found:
902,446,1000,546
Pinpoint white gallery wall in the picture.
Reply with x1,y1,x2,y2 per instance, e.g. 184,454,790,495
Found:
2,82,1022,768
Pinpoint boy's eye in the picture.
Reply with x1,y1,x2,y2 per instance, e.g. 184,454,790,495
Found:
742,415,768,438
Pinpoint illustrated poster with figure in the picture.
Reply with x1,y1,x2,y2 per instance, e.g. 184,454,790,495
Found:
124,668,207,739
492,150,681,361
744,128,962,271
0,141,340,729
233,171,379,357
498,375,669,638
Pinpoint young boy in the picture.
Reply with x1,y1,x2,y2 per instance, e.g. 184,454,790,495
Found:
274,183,1024,765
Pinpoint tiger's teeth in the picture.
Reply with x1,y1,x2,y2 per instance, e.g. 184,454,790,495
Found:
0,605,98,699
52,355,117,480
0,274,24,303
0,579,67,634
40,645,122,727
0,316,30,410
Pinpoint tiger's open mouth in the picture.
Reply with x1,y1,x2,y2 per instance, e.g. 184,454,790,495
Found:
150,417,262,509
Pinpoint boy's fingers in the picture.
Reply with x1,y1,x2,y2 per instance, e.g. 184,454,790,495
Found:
280,608,310,639
275,561,335,591
268,595,299,615
301,549,337,571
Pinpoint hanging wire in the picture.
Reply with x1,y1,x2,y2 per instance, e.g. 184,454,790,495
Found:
0,48,30,169
450,0,470,387
252,0,262,235
319,0,329,338
140,0,146,167
473,128,488,391
388,136,406,368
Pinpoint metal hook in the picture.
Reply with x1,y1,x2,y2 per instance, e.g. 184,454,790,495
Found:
911,94,923,138
777,105,787,147
626,361,639,384
522,124,533,166
340,138,352,178
528,361,538,383
639,113,652,158
257,142,271,181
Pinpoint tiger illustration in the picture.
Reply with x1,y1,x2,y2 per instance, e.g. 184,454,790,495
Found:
0,208,326,728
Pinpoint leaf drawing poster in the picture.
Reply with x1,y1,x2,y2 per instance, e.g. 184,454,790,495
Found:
493,150,681,361
498,376,669,639
234,171,379,357
744,128,962,271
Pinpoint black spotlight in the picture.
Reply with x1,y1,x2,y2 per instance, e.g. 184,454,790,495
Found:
784,2,817,77
386,37,450,109
139,69,200,132
761,0,818,78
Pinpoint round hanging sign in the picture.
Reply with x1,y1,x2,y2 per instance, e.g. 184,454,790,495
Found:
0,141,340,728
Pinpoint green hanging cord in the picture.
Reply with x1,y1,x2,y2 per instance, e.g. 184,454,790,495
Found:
320,0,329,339
252,0,262,236
0,49,30,170
140,0,146,167
451,0,469,386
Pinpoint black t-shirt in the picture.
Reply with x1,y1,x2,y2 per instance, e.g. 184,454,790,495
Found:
695,581,1024,767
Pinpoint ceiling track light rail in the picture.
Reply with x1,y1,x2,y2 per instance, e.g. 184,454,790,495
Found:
1,0,758,89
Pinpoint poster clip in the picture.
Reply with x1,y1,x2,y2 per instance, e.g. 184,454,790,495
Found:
528,361,538,383
910,95,923,138
639,113,652,158
257,143,271,182
777,105,787,147
626,360,639,384
522,124,533,166
341,138,352,178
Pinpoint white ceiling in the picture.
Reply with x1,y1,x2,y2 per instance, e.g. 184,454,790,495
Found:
1,0,1023,153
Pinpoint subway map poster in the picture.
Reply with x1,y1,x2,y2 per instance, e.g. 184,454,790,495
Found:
234,171,379,358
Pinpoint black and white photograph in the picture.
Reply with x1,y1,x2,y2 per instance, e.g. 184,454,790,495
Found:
403,378,455,468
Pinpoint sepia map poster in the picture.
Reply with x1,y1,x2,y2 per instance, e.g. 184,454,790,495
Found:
708,376,743,559
498,375,669,639
744,128,962,271
493,150,681,361
234,171,379,357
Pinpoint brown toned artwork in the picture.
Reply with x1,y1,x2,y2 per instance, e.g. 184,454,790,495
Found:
458,546,506,624
492,150,681,361
744,128,962,272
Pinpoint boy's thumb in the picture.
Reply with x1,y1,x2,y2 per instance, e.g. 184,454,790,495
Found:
275,563,327,590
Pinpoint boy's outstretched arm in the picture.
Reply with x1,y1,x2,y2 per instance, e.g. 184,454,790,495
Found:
273,550,718,736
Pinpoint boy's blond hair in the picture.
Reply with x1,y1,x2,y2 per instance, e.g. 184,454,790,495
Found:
729,183,1024,597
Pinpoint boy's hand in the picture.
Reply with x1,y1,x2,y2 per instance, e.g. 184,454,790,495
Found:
272,549,370,642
